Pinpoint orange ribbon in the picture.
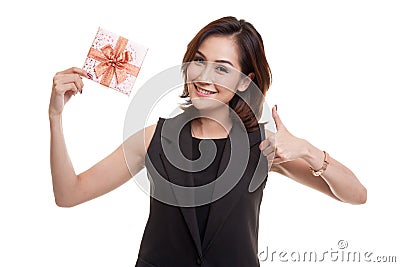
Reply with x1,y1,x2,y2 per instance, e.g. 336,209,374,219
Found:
87,37,140,87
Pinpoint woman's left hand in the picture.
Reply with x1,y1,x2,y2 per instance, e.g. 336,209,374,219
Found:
259,105,308,166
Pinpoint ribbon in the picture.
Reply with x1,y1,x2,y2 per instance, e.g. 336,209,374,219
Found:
87,36,140,87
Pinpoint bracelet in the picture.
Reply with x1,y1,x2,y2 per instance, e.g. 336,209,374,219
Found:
310,151,329,176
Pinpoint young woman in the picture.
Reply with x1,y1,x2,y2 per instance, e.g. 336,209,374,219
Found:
49,16,367,267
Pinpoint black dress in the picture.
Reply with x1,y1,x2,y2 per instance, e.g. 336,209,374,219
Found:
190,135,228,244
136,111,269,266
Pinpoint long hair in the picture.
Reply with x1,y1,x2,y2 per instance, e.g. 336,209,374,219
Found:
180,16,272,132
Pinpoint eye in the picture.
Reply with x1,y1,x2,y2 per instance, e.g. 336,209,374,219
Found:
194,57,205,65
216,65,229,73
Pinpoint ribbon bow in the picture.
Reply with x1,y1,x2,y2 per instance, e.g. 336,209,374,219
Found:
87,37,140,87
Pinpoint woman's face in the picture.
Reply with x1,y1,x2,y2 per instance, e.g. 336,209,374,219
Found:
186,35,247,111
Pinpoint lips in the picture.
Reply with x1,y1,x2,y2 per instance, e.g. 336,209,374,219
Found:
194,84,217,96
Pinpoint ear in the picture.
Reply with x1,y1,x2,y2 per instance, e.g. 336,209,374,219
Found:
237,73,255,92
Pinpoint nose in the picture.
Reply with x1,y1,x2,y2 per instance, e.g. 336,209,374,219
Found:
197,62,214,84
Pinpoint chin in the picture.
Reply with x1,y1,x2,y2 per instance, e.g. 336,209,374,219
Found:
191,98,216,111
188,85,233,112
191,97,230,113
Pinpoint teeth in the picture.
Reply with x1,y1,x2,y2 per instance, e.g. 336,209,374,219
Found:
196,86,215,95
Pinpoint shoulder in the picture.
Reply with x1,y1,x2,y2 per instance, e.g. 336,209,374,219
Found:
144,124,157,152
144,117,167,152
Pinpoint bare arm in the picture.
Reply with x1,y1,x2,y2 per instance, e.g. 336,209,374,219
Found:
49,67,156,207
270,149,367,204
261,105,367,205
49,116,156,207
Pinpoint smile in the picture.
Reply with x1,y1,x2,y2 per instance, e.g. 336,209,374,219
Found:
194,84,217,97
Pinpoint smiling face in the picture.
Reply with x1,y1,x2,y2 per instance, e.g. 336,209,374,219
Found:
180,17,272,132
186,35,248,111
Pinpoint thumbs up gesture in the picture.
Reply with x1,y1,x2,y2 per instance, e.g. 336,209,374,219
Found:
259,105,308,167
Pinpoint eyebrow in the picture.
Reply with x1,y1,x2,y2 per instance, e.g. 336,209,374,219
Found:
196,51,235,67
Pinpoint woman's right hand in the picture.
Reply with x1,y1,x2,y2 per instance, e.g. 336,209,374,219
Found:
49,67,89,118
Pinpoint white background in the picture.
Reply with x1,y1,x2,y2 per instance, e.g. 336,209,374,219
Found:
1,0,399,266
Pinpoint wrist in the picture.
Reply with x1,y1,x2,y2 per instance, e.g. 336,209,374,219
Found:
302,140,325,170
49,113,62,123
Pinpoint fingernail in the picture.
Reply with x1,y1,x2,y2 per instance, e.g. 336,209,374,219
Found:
275,105,278,111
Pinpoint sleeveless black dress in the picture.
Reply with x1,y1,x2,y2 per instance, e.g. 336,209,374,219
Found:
136,110,269,266
190,135,227,244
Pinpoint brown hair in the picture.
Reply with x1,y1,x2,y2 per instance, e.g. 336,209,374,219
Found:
179,16,272,132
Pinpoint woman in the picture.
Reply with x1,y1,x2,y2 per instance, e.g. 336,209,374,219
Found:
49,17,367,267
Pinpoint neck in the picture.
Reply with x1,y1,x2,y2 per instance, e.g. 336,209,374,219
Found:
191,105,232,139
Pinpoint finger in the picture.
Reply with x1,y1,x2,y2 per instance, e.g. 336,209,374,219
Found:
58,67,89,78
272,105,286,131
65,83,79,95
55,83,79,95
73,75,84,93
272,156,286,165
259,139,271,151
55,74,84,92
77,76,84,93
267,135,276,146
259,139,273,153
262,145,275,157
66,74,84,92
64,89,76,101
267,156,275,170
53,73,78,84
266,151,275,165
272,151,291,164
267,149,275,159
264,129,275,139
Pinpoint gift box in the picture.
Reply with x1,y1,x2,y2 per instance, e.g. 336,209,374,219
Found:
83,27,148,96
